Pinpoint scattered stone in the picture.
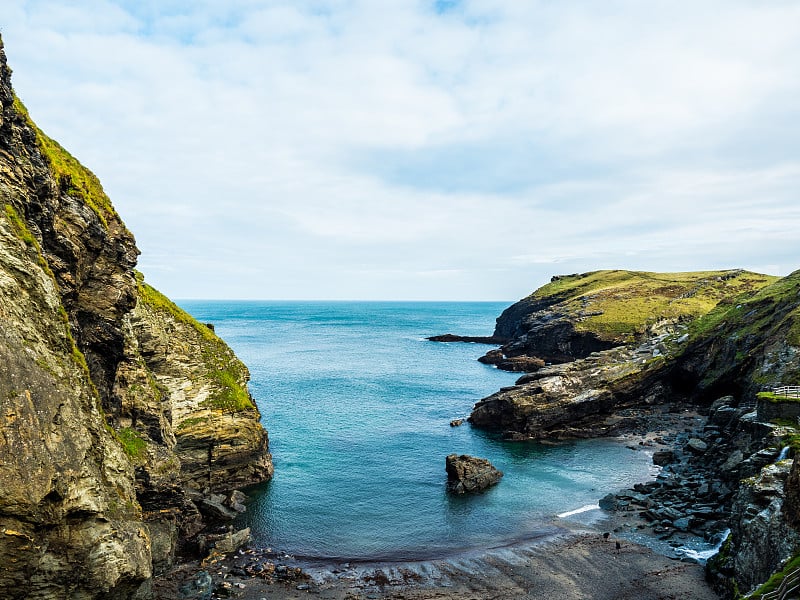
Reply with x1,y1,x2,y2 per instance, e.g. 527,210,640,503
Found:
179,571,213,600
686,438,708,454
652,450,675,466
445,454,503,494
450,419,464,427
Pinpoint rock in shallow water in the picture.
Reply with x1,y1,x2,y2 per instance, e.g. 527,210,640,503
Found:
445,454,503,494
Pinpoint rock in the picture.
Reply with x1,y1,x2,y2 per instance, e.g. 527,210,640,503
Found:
686,438,708,454
199,496,238,521
450,418,464,427
0,36,276,597
428,333,503,344
445,454,503,494
179,571,213,600
652,450,675,466
225,490,248,513
599,493,618,510
673,517,691,531
212,528,251,554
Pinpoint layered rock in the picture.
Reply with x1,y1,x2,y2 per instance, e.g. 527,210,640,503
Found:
0,36,272,598
445,454,503,494
485,269,775,368
466,269,800,597
467,270,777,441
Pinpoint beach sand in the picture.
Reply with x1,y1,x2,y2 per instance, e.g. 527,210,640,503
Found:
157,521,719,600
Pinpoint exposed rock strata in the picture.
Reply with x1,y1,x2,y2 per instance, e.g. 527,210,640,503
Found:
0,37,272,598
464,269,800,597
445,454,503,494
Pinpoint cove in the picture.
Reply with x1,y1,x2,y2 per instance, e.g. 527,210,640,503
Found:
180,301,656,561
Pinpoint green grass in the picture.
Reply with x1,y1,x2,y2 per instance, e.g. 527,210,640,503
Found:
13,94,118,229
758,391,800,404
116,427,147,461
136,271,255,414
528,270,777,343
747,552,800,598
136,272,217,343
4,203,37,247
691,270,800,345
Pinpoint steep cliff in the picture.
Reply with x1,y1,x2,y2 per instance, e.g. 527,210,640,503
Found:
469,269,775,439
0,37,272,598
468,269,800,596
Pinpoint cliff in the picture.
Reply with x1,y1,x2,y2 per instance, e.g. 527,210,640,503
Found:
469,269,775,439
0,37,271,599
467,269,800,596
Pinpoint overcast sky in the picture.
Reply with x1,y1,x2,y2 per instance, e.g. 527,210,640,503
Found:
3,1,799,300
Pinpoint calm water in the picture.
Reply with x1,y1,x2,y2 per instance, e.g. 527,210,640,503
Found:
179,301,654,561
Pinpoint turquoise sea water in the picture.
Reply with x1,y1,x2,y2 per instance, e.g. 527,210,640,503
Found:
179,301,654,561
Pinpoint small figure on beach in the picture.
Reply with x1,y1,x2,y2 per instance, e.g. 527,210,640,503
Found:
615,540,621,554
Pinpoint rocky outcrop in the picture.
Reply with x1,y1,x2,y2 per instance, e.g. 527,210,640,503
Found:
465,269,800,596
467,270,778,440
673,269,800,403
469,330,677,439
484,270,775,369
445,454,503,494
0,36,272,598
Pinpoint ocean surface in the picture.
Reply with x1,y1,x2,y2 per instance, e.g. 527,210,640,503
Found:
179,301,656,561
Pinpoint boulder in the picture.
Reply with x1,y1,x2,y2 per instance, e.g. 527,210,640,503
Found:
445,454,503,494
652,450,675,466
450,418,464,427
686,438,708,454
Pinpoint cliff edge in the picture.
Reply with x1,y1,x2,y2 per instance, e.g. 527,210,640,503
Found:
0,37,272,599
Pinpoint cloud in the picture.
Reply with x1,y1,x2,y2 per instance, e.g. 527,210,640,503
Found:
2,0,799,300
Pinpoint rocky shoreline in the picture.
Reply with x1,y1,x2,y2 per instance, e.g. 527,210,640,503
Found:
150,406,720,599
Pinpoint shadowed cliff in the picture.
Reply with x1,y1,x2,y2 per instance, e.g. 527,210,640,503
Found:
0,36,272,599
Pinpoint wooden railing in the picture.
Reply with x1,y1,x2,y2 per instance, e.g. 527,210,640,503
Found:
757,566,800,599
773,386,800,399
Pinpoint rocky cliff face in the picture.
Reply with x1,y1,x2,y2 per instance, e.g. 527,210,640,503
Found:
467,268,800,596
0,37,272,598
469,269,775,440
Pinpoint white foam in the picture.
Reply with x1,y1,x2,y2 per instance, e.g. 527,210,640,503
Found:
557,503,600,518
674,529,731,564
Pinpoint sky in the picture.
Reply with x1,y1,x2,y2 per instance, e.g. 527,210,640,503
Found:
3,1,800,300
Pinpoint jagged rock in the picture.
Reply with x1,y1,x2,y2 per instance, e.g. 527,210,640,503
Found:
199,496,238,521
450,418,464,427
427,333,502,344
445,454,503,494
225,490,248,513
179,571,213,600
198,527,251,556
652,450,675,466
686,438,708,454
0,36,272,598
728,461,800,593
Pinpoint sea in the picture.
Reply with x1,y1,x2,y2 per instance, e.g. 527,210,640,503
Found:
178,301,656,562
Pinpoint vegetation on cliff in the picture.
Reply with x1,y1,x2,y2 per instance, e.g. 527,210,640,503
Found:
677,269,800,398
135,272,254,413
0,36,271,598
520,269,777,343
12,94,119,229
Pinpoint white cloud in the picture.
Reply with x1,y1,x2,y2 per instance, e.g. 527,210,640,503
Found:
2,0,799,300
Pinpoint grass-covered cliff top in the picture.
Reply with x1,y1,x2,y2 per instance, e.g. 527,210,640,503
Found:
135,272,255,413
691,269,800,346
12,94,119,229
528,269,778,342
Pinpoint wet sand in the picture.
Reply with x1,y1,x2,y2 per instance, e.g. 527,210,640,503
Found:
157,521,719,600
